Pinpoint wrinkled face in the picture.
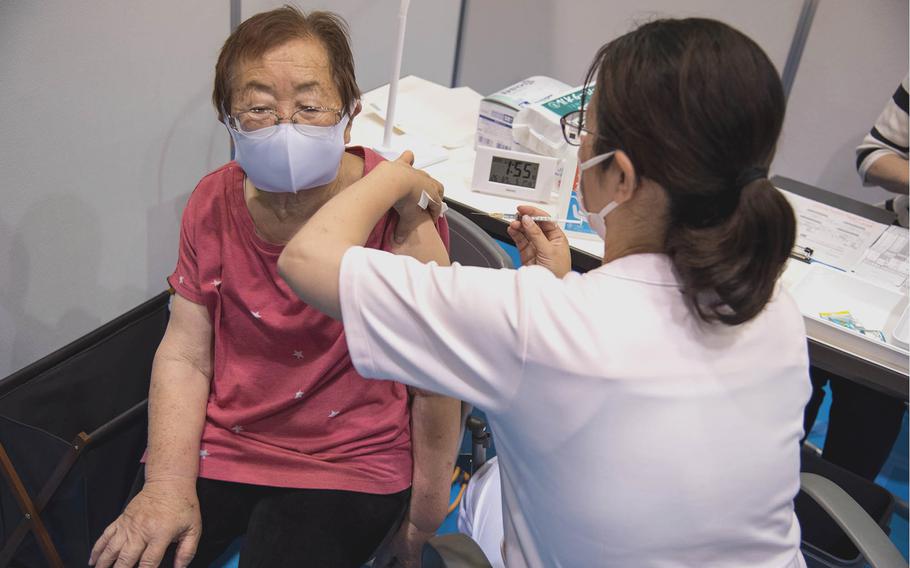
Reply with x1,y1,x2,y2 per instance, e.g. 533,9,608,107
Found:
230,38,352,138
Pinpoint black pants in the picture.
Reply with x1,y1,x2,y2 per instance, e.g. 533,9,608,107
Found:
146,473,409,568
803,366,907,480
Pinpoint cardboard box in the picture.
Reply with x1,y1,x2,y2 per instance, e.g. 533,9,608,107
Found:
476,76,570,152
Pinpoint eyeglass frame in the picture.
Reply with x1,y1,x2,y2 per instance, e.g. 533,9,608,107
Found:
227,104,346,133
559,109,607,147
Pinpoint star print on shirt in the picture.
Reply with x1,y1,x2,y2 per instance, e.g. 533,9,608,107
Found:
294,390,305,399
199,449,210,459
293,350,304,360
212,279,222,287
178,276,185,285
251,310,262,319
328,410,340,418
231,425,244,433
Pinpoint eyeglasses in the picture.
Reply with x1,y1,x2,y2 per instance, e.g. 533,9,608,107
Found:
559,109,599,147
228,105,344,134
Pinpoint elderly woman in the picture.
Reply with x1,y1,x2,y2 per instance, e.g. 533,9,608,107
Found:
89,7,460,568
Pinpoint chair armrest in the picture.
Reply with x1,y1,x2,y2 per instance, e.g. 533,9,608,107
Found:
422,533,493,568
800,472,906,568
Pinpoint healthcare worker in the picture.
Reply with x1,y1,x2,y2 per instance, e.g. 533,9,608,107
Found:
278,17,811,568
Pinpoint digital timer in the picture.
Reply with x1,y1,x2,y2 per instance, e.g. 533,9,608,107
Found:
489,156,540,188
471,147,560,203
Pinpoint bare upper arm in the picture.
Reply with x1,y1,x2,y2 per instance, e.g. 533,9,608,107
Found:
155,293,214,379
389,214,450,266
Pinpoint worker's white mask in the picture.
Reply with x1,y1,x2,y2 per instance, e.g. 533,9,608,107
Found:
226,116,349,193
577,151,618,240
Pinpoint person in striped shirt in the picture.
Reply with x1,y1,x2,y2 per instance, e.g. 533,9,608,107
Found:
803,76,910,486
856,75,909,226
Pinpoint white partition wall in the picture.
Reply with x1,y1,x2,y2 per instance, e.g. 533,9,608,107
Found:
774,0,909,204
456,0,804,95
0,2,232,375
240,0,463,91
0,0,463,376
455,0,909,205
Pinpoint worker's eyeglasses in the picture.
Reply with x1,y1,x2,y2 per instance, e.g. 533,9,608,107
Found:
562,109,600,146
228,105,344,134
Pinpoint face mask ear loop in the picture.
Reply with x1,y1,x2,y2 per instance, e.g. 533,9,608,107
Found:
577,150,616,214
579,150,616,171
348,100,361,119
600,201,620,218
221,104,234,130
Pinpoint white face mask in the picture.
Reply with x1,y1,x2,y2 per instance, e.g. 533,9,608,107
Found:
227,115,350,193
577,151,618,240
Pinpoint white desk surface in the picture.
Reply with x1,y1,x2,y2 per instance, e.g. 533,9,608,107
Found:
350,82,909,390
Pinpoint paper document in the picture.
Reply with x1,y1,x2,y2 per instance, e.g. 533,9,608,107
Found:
781,190,888,270
363,76,482,149
853,225,909,290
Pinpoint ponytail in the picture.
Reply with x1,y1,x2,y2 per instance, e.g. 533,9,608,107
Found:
584,18,791,325
666,178,796,325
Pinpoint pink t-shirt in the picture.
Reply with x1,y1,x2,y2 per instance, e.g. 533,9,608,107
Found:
166,146,448,493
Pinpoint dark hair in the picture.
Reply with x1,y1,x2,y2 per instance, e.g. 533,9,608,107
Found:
583,18,795,325
212,5,360,122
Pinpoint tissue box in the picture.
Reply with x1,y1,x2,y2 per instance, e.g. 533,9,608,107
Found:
476,76,570,152
513,84,595,158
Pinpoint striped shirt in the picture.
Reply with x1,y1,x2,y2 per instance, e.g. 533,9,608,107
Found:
856,75,909,183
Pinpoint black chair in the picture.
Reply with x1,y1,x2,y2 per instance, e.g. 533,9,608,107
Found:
445,207,509,478
446,209,515,271
0,292,170,567
798,446,902,567
443,209,511,465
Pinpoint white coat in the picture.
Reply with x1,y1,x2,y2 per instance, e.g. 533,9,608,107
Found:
340,248,811,568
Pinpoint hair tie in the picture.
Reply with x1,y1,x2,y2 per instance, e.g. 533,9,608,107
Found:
671,167,770,229
735,166,769,188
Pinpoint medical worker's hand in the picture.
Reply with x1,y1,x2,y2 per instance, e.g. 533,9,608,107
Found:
378,150,445,221
507,205,572,278
89,480,201,568
373,519,433,568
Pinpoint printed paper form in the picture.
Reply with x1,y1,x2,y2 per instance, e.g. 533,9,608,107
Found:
853,225,909,291
781,189,888,270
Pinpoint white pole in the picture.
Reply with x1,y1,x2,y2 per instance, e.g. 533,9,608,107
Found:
382,0,411,148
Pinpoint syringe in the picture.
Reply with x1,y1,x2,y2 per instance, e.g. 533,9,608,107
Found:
477,212,583,224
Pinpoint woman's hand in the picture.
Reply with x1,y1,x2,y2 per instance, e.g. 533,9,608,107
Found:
89,480,201,568
375,151,445,222
506,205,572,278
